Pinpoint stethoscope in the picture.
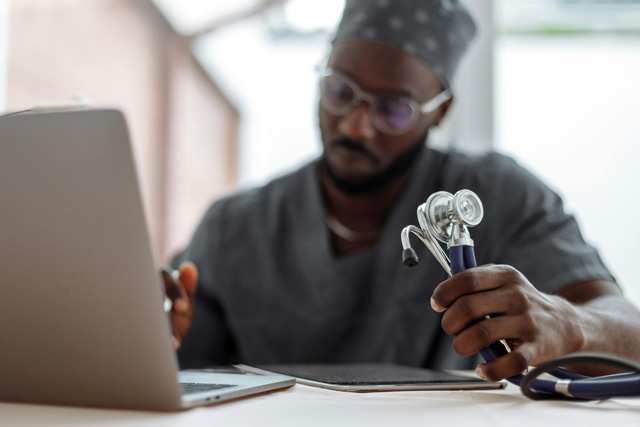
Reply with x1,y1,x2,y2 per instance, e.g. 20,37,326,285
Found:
400,189,640,400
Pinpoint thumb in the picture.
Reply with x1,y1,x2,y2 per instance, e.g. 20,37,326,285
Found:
178,261,198,297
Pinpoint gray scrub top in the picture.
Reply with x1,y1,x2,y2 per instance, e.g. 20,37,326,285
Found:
174,148,613,369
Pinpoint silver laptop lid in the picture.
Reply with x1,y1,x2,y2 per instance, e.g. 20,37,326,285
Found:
0,109,183,410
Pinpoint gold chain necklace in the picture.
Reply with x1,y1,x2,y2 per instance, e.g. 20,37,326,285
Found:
325,213,381,244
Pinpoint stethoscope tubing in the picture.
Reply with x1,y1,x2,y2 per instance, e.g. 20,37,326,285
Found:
448,244,640,400
518,353,640,400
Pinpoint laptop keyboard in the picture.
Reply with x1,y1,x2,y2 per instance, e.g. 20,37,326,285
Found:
180,382,236,395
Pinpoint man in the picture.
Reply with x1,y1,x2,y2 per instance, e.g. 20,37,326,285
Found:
167,0,640,382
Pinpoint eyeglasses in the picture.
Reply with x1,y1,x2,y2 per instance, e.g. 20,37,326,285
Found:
319,68,451,135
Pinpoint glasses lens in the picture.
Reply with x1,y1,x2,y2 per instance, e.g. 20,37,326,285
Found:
321,74,355,114
374,96,416,133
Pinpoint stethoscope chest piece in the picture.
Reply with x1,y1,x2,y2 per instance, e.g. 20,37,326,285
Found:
425,190,484,245
401,189,483,275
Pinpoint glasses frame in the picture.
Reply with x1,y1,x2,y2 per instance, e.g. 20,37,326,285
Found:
319,67,452,135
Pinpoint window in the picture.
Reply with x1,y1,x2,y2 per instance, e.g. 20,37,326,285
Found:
495,0,640,305
184,0,347,187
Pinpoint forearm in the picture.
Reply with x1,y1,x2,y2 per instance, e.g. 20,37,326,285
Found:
574,294,640,361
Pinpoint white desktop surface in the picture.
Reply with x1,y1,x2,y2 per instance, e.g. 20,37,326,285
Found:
1,375,639,426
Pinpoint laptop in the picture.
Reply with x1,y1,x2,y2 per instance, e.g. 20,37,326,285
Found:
0,108,295,411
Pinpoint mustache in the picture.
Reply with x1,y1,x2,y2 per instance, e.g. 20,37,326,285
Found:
331,138,379,164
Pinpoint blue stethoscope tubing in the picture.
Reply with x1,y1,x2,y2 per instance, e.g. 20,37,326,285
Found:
449,244,640,400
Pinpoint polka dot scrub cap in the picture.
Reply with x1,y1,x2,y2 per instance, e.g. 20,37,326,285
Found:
332,0,477,90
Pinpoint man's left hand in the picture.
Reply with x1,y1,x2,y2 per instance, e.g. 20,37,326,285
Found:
430,264,585,381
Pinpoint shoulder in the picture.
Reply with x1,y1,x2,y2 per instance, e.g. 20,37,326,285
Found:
437,149,526,180
432,149,557,203
177,160,318,275
430,148,567,242
194,160,318,245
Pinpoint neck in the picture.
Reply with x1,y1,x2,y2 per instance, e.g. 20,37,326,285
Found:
321,167,413,255
322,170,411,219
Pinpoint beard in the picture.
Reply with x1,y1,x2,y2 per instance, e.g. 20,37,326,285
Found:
321,132,428,195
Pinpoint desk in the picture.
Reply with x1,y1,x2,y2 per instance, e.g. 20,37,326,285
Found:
1,379,638,426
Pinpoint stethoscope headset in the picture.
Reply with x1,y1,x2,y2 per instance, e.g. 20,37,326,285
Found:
401,189,640,400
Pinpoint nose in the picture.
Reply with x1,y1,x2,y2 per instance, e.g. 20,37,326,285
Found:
337,102,376,140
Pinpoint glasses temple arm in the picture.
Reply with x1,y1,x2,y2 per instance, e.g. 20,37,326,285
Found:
420,90,452,115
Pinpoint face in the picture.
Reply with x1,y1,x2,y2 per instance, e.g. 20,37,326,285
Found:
319,39,449,190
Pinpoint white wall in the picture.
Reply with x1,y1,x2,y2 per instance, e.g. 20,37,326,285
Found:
0,0,10,113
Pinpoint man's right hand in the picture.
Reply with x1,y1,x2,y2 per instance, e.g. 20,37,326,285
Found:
161,262,198,350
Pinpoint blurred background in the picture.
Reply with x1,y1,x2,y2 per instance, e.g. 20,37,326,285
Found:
1,0,639,306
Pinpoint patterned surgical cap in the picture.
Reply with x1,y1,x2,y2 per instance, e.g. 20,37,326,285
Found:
332,0,477,90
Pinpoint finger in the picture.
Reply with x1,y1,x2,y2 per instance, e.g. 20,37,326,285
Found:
161,267,189,314
476,344,536,382
450,316,518,357
178,261,198,299
173,334,181,350
441,288,520,336
432,265,521,310
161,268,185,301
172,262,199,314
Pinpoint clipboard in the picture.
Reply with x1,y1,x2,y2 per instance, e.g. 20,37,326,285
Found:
236,363,506,392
